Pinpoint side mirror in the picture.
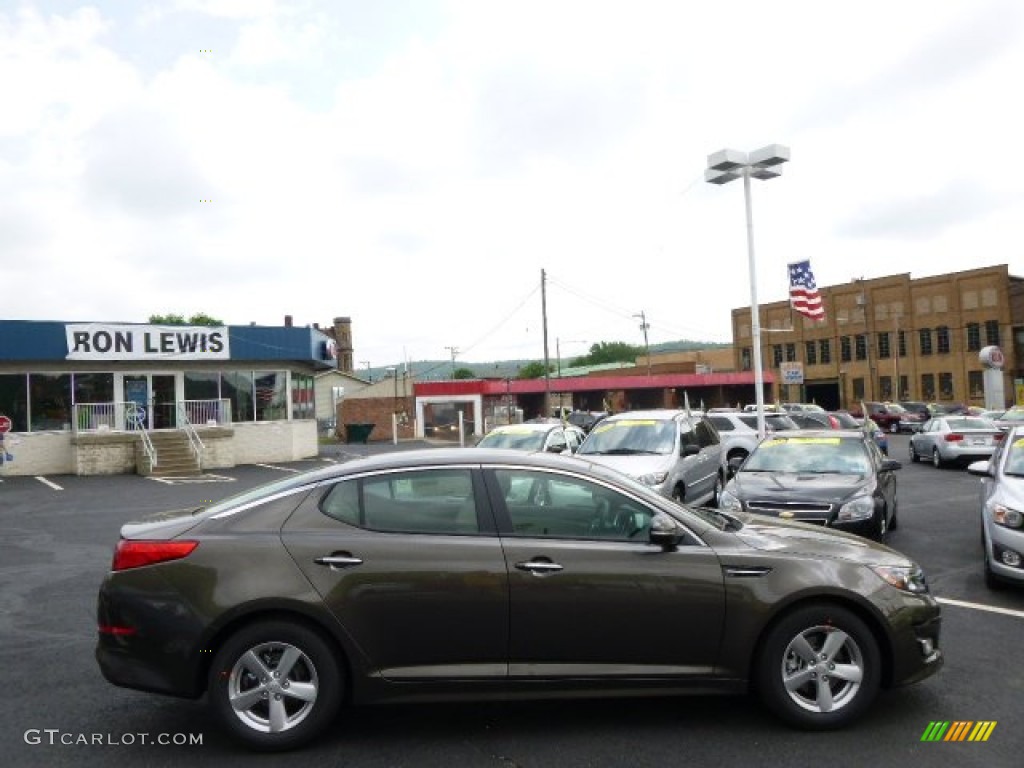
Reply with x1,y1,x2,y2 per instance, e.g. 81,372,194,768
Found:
967,460,994,477
546,443,566,454
648,512,683,551
681,444,700,457
880,459,902,472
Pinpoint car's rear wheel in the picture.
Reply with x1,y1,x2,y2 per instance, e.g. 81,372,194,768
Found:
757,603,880,730
889,500,899,531
909,442,919,463
932,448,944,469
890,423,899,434
209,620,343,751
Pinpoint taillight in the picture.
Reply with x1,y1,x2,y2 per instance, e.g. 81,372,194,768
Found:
994,433,1006,441
944,433,964,442
112,540,198,571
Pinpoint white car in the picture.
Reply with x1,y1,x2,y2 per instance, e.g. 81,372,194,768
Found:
706,411,800,464
476,421,585,455
968,426,1024,588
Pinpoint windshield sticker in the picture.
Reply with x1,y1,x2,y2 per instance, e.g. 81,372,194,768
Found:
1013,438,1024,449
763,437,841,447
593,419,658,433
493,426,532,435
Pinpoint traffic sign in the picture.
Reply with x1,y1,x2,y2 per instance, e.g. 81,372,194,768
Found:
0,415,12,433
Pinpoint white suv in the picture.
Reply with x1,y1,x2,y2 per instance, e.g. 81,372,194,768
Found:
707,412,800,464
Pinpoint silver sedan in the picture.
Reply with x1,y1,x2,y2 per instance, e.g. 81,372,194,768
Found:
909,416,1005,468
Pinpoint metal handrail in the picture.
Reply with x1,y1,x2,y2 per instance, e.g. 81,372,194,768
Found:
138,424,157,471
176,403,205,468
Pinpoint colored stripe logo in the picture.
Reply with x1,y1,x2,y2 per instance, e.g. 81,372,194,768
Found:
921,721,997,742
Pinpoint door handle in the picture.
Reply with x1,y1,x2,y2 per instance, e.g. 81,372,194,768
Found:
314,554,364,569
514,560,564,574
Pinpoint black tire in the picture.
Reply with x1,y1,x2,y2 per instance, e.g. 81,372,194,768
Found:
671,485,685,505
710,472,724,508
871,508,888,543
931,448,944,469
909,442,918,463
757,604,881,730
208,620,344,751
889,500,899,531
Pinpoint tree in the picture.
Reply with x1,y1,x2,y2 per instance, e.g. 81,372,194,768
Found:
518,361,553,379
571,341,642,367
452,367,476,380
149,312,224,326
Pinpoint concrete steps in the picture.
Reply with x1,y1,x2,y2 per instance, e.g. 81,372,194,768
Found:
138,431,202,477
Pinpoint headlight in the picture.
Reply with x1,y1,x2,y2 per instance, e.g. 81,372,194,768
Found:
992,504,1024,529
719,488,742,513
871,564,929,594
836,495,875,522
637,471,668,486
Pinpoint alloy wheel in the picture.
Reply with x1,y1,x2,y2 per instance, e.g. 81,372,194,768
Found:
780,624,865,714
228,641,319,734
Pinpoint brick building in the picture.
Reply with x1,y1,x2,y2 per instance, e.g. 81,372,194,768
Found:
731,264,1024,409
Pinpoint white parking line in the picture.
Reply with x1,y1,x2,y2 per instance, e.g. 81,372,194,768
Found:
936,596,1024,619
253,463,302,473
320,457,337,464
35,476,64,491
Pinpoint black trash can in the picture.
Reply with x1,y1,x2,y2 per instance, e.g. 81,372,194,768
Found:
344,423,375,444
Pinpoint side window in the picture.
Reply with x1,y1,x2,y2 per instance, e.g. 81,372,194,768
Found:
494,468,654,542
565,429,582,452
546,431,568,454
320,469,479,534
695,420,719,447
709,416,734,432
680,423,699,448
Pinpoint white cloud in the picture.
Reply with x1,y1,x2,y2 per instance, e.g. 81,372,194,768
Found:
3,0,1024,365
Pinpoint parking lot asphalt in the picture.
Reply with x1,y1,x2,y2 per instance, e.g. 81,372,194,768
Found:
1,433,1022,767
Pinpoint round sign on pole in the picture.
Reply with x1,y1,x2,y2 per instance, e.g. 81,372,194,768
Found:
0,415,12,434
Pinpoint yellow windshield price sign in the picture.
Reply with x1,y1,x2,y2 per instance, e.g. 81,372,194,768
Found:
594,419,657,434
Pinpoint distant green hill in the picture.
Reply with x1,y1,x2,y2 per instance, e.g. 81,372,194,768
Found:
362,339,727,382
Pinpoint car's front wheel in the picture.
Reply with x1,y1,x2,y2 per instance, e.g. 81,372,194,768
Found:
757,603,880,729
209,620,344,751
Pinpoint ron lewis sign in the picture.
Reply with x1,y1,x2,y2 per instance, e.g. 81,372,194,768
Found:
65,323,230,361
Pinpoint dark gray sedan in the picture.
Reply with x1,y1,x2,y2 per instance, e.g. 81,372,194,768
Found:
97,448,942,751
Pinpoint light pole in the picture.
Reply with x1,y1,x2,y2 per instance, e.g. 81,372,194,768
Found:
444,346,458,379
706,144,790,438
633,312,651,376
556,338,586,415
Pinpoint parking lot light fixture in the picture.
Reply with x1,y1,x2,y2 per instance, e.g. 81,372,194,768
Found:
705,144,790,438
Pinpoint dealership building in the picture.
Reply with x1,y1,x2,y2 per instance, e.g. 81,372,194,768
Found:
0,318,340,477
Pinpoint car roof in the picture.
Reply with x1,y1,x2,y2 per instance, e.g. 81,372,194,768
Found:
603,409,691,421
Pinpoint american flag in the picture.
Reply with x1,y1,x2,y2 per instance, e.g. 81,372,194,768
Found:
788,260,825,321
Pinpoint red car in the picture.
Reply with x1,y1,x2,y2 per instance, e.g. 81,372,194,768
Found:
850,401,904,433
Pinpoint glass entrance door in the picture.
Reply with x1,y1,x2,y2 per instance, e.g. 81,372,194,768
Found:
121,374,178,429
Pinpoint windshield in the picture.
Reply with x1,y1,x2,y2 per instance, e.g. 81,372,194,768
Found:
946,417,995,430
1001,409,1024,422
1005,436,1024,476
743,436,870,474
578,418,677,455
477,427,546,451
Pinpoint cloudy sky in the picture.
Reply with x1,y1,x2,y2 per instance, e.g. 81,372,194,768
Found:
4,0,1024,366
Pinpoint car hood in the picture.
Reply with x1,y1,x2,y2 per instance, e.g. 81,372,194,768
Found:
577,453,674,478
732,515,906,565
729,471,870,503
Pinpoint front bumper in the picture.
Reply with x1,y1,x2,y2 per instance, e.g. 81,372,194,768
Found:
986,521,1024,583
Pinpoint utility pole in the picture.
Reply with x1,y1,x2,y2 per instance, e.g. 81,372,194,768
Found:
634,311,651,376
444,346,458,379
893,312,900,400
541,269,552,418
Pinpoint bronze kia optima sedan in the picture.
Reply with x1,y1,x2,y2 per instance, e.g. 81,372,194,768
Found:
96,448,942,751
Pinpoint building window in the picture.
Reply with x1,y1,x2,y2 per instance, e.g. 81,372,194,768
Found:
966,322,981,352
852,377,865,400
73,373,114,405
0,373,29,432
919,328,933,355
254,371,288,422
855,334,867,361
879,376,892,400
899,375,909,400
877,332,890,359
741,347,751,371
222,371,255,423
840,336,852,363
773,345,783,367
819,339,831,364
936,326,950,354
291,374,315,420
184,371,220,401
785,343,796,363
968,370,983,399
938,372,953,400
986,320,1000,346
921,373,935,400
805,341,817,365
898,329,907,357
30,373,72,431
